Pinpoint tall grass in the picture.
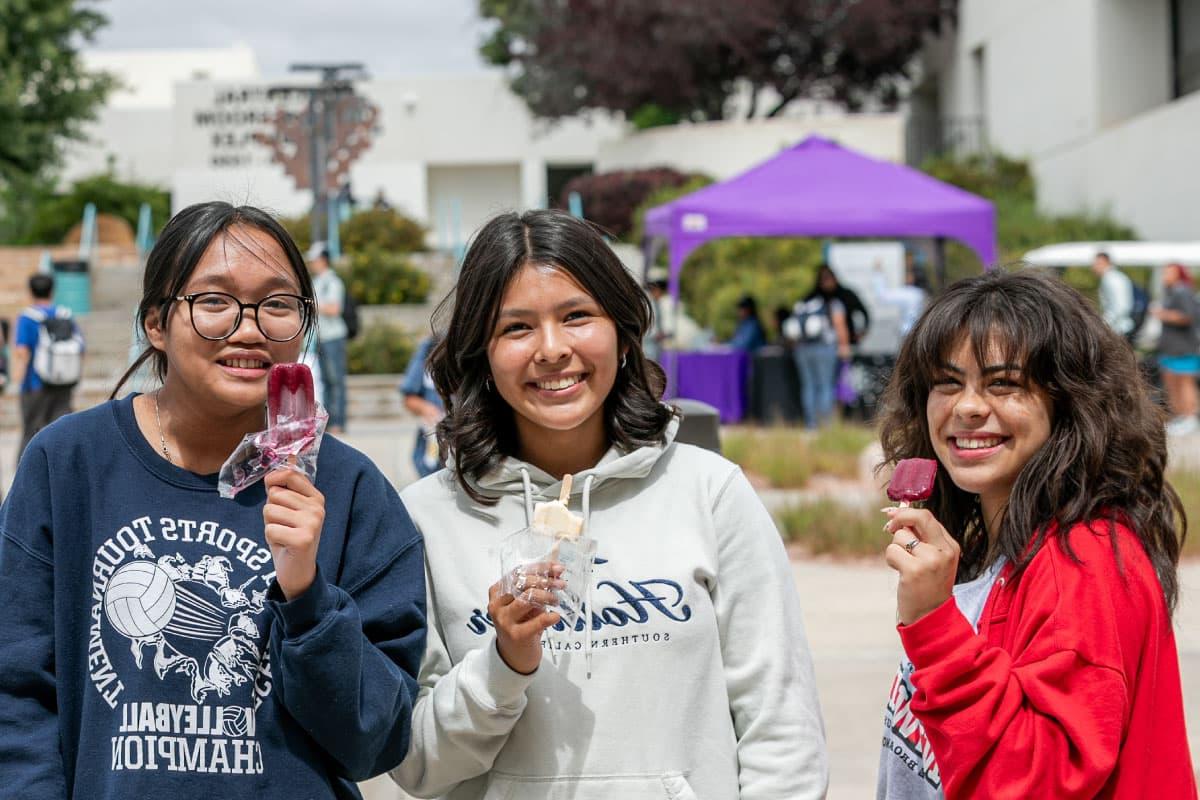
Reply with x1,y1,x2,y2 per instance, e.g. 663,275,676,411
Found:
776,499,885,557
1168,469,1200,557
722,422,875,487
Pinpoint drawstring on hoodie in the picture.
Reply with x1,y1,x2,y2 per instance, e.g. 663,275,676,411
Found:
516,467,598,679
581,474,595,679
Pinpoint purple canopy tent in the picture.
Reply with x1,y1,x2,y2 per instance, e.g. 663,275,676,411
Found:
643,135,998,300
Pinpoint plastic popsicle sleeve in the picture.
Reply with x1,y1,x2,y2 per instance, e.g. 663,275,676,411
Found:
887,458,938,507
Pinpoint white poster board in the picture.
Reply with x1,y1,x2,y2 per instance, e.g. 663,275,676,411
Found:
827,242,907,356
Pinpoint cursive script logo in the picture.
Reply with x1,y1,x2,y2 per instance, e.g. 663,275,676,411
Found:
467,577,692,635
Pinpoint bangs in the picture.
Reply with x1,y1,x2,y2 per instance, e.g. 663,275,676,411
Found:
906,270,1061,392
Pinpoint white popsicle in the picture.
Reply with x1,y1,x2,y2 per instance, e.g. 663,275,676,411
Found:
533,473,583,540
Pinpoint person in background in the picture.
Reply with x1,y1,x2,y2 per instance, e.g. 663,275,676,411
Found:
728,294,767,352
875,269,1195,798
789,271,852,429
806,263,870,346
1092,251,1134,338
872,255,929,338
306,242,348,433
1153,262,1200,436
400,336,445,478
645,268,702,356
13,273,84,458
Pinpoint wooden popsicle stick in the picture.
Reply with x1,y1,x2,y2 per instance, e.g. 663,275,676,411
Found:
559,473,573,504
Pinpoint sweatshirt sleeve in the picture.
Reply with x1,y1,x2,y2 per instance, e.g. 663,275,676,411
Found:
390,566,537,799
0,443,68,799
899,553,1130,799
710,468,829,799
266,469,427,782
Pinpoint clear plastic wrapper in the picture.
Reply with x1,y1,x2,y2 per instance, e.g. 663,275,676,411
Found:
499,525,597,629
218,406,329,499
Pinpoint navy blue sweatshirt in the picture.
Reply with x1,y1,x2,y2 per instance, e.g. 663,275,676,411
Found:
0,395,426,799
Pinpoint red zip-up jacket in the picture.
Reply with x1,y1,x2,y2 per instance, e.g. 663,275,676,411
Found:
898,520,1197,799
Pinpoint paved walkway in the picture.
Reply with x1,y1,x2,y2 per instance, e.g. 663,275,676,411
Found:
0,418,1195,797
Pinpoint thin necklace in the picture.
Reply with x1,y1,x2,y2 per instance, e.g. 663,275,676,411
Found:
154,390,173,464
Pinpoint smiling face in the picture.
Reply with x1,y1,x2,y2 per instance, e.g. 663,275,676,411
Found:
487,262,621,454
926,335,1053,527
147,225,306,416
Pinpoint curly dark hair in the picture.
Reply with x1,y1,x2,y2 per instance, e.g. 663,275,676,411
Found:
429,209,675,505
877,268,1186,614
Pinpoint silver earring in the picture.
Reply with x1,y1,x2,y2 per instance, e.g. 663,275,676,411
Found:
485,376,493,392
620,353,627,369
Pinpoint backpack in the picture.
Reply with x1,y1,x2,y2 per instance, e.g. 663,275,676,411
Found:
786,297,832,344
341,292,360,340
1130,283,1149,336
25,306,83,387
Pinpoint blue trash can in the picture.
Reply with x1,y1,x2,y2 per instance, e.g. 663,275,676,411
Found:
52,259,91,315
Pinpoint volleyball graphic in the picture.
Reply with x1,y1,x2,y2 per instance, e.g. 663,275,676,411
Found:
223,706,249,736
104,561,178,639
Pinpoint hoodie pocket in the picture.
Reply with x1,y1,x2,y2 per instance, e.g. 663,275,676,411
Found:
484,771,699,800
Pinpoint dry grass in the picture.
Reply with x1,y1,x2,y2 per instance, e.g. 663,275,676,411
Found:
722,422,876,488
1168,469,1200,557
775,499,886,557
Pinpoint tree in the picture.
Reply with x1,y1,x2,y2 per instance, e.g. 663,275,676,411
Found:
0,0,114,197
479,0,953,124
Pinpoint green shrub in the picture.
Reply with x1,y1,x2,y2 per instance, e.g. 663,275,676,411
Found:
2,171,169,245
346,323,416,375
775,499,885,556
340,208,426,253
923,153,1138,276
279,213,312,253
339,249,431,305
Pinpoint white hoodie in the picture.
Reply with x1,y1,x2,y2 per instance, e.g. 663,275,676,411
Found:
391,419,828,799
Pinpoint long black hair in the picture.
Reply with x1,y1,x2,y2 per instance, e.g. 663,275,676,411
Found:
111,202,315,399
877,268,1185,614
429,209,674,505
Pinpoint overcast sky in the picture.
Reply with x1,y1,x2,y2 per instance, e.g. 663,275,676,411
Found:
91,0,491,77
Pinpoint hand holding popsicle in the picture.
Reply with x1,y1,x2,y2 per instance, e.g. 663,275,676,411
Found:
883,458,960,624
262,364,326,600
263,458,326,600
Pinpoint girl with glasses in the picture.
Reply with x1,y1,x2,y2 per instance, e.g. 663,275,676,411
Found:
0,202,426,799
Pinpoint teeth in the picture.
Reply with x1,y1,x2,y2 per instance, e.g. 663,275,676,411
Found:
956,437,1002,450
224,359,265,369
537,375,582,391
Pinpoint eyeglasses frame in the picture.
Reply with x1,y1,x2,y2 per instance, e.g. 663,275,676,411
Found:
170,291,314,342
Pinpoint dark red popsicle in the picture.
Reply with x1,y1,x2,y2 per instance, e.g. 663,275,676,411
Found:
887,458,938,505
267,363,315,428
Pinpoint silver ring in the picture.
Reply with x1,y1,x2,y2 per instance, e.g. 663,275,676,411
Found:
904,539,920,554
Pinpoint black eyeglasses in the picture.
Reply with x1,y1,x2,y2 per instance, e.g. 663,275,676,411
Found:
172,292,313,342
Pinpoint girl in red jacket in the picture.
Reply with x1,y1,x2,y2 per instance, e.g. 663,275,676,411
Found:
875,269,1196,799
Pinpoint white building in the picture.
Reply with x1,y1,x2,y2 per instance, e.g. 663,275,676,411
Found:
67,47,624,247
67,45,917,247
911,0,1200,240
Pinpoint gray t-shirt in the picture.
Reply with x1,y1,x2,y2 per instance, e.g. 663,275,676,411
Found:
1157,285,1200,357
876,558,1006,799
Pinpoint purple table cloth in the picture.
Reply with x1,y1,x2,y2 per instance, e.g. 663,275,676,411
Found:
662,349,750,423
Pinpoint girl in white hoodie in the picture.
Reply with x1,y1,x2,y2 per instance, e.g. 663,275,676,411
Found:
391,210,828,800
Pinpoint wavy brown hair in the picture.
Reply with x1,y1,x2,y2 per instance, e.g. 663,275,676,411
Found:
877,268,1185,614
428,209,674,505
